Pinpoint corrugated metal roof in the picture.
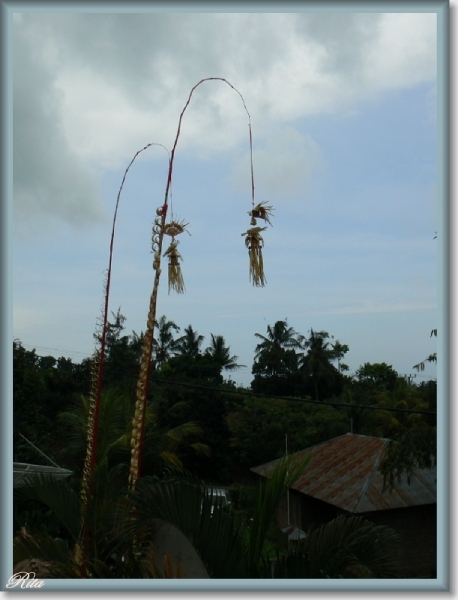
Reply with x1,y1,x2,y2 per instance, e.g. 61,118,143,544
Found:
251,433,436,513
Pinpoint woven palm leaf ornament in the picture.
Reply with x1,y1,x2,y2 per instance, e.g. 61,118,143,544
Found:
163,218,190,293
243,199,275,286
241,105,275,286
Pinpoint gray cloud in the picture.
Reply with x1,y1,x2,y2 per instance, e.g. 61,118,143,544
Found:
13,12,436,233
13,17,104,236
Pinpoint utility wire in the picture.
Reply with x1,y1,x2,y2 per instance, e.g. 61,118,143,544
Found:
79,364,437,417
13,351,437,416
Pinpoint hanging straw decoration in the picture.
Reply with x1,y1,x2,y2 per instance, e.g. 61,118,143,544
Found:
241,226,267,287
163,239,185,293
243,104,275,285
162,218,189,294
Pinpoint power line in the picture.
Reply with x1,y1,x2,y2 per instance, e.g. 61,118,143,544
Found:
75,363,437,417
143,376,437,416
13,349,437,417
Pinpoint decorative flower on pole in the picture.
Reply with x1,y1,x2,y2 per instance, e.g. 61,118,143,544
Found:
248,201,275,226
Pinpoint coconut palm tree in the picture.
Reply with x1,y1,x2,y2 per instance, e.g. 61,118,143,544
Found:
58,390,210,476
300,330,337,401
172,325,204,358
205,334,245,372
251,321,303,391
254,320,303,361
330,340,350,373
154,316,180,368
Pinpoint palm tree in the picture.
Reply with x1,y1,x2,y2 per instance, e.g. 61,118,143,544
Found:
205,334,245,372
330,340,349,373
58,390,210,477
413,329,437,372
13,453,401,579
172,325,204,358
14,453,311,579
252,320,303,383
300,329,336,401
272,515,401,578
254,320,303,360
13,468,187,579
154,316,180,368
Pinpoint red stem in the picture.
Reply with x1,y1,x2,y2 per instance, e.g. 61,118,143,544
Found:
83,143,169,561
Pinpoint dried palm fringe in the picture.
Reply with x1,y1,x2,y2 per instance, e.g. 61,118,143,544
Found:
249,245,266,287
164,241,185,294
242,227,267,287
168,263,185,294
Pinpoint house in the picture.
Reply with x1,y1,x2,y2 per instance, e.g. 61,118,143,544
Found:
251,433,437,578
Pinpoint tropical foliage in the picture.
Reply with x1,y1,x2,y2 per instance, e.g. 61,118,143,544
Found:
13,312,436,578
13,455,402,579
272,515,401,579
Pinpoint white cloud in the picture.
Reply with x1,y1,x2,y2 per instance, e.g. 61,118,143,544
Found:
230,127,322,199
364,13,437,91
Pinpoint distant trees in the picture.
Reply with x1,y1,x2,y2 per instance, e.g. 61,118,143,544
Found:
205,334,244,372
413,329,437,372
154,315,180,368
13,340,91,466
171,325,205,359
251,321,348,400
13,312,437,487
354,362,399,394
227,396,348,468
251,320,303,396
300,329,344,401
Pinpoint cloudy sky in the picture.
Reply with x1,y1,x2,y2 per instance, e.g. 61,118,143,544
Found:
13,11,439,388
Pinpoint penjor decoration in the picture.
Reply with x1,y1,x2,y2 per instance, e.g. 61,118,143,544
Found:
126,78,275,493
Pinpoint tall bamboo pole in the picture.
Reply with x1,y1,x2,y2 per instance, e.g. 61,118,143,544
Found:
77,143,169,573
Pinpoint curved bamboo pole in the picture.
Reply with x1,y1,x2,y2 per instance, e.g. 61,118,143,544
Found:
77,143,170,574
128,78,255,490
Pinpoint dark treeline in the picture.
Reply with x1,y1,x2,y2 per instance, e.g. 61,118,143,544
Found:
13,311,436,485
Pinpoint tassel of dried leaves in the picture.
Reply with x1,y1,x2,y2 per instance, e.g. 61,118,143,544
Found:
163,240,185,294
242,226,267,287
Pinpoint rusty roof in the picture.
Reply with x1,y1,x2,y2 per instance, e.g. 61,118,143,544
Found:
251,433,436,513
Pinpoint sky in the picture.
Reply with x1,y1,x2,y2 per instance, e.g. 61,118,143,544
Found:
12,11,439,388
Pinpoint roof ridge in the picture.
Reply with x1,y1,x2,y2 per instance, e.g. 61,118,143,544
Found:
354,438,388,513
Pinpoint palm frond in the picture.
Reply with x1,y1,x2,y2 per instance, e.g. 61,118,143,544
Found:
14,473,81,541
274,515,402,579
13,529,79,578
125,475,246,578
188,442,212,457
247,453,311,576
